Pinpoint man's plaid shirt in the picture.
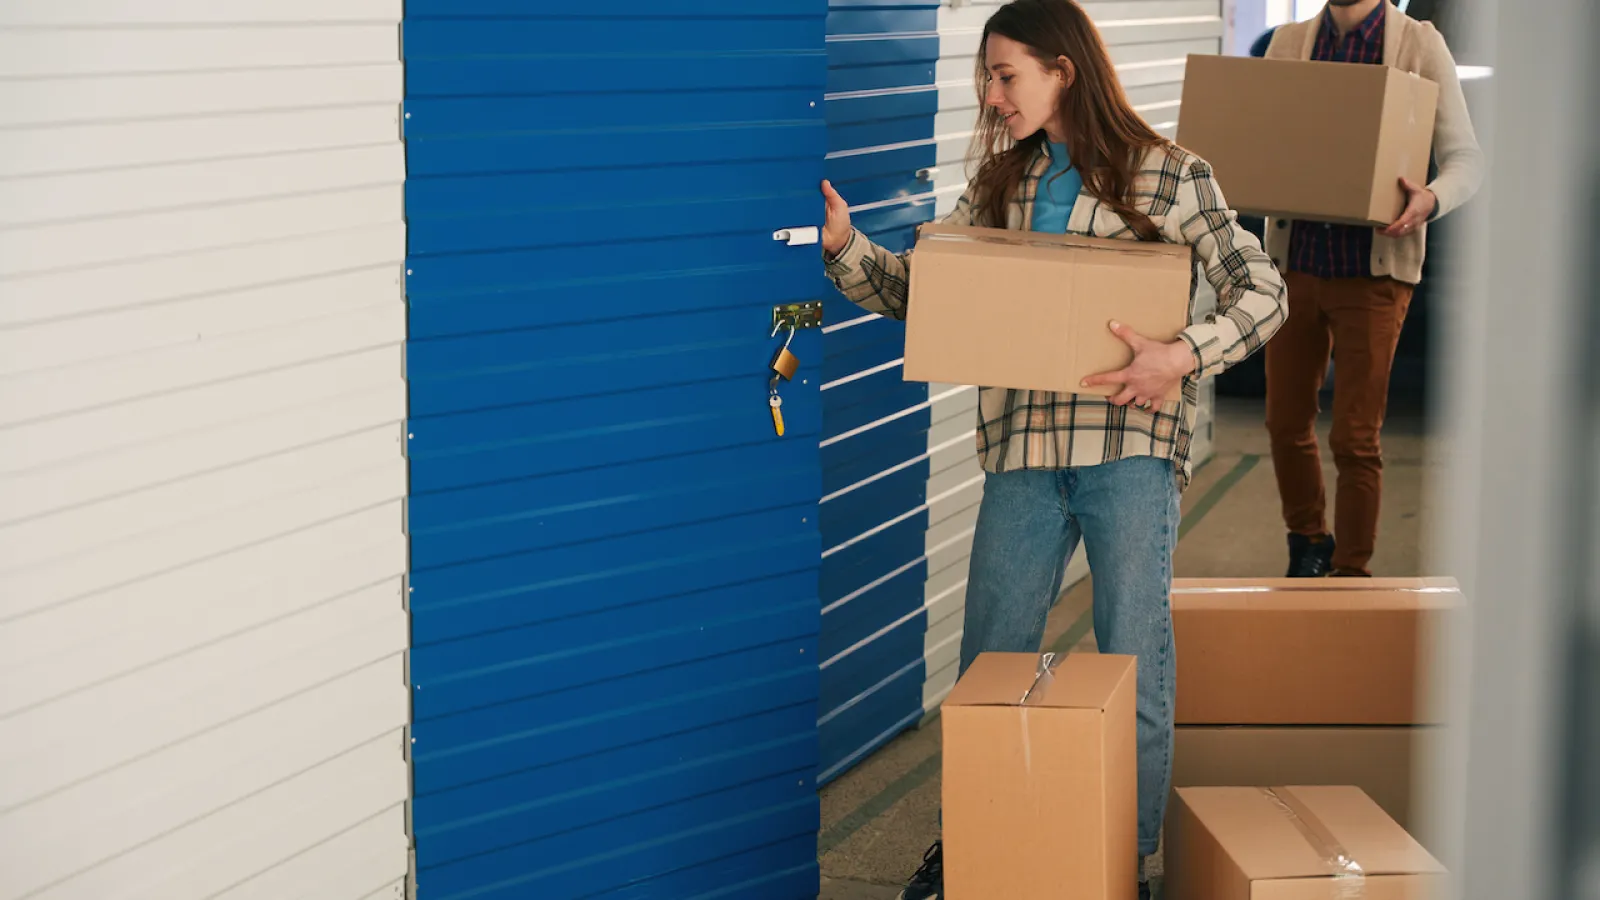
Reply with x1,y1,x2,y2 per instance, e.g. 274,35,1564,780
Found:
824,143,1287,489
1287,1,1387,279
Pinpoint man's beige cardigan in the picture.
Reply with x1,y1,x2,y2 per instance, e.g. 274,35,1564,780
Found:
1264,3,1485,284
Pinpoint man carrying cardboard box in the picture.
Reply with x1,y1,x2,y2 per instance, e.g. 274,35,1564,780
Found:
1261,0,1484,577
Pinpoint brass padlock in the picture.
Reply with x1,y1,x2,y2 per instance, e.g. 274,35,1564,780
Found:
770,319,799,381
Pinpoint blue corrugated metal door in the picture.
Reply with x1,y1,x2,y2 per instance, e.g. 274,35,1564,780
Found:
816,0,941,785
401,3,828,897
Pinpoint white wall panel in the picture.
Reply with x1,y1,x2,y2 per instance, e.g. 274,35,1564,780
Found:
0,0,397,24
0,225,404,323
921,384,981,714
0,1,410,898
0,147,404,226
816,0,945,782
0,66,402,126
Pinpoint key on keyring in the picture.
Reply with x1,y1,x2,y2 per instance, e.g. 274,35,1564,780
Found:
769,393,785,437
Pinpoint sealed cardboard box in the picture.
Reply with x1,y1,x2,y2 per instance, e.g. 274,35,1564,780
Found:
1172,578,1458,725
1164,785,1446,900
1172,726,1438,833
942,651,1137,899
903,224,1191,400
1176,54,1439,226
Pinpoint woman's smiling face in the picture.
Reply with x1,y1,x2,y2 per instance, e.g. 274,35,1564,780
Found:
982,32,1071,143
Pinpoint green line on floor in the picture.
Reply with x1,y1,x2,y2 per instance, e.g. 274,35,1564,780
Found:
1179,454,1259,541
817,453,1261,859
1046,598,1097,656
818,752,942,856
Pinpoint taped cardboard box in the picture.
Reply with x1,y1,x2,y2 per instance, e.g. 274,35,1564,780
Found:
1172,725,1440,834
942,652,1137,899
1172,577,1458,726
1164,785,1446,900
903,224,1191,401
1176,54,1439,226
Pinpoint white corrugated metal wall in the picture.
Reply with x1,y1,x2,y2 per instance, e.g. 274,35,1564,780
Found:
0,2,412,898
922,0,1223,713
817,0,944,784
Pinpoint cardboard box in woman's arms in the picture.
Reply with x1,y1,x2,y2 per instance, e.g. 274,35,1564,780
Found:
903,224,1192,401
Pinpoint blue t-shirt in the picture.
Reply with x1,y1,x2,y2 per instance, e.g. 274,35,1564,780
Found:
1031,142,1082,234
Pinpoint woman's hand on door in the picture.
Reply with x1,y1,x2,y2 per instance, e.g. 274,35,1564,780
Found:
821,180,853,259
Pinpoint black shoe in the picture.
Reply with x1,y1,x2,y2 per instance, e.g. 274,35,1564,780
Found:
1286,533,1335,578
897,841,943,900
1139,880,1152,900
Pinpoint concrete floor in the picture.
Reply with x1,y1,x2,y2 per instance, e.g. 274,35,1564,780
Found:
816,396,1437,898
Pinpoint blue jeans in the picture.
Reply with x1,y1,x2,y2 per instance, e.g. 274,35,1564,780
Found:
957,456,1180,857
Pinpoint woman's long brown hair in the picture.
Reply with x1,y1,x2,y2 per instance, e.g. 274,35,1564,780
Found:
967,0,1172,239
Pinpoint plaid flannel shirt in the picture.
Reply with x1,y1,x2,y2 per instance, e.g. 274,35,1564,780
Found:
824,143,1287,489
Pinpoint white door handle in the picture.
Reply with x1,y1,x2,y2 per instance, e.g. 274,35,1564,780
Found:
773,226,820,246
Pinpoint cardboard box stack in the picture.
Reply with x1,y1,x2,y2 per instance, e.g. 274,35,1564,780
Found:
941,651,1138,899
901,224,1192,400
1175,54,1439,226
939,579,1457,896
1170,577,1459,834
1165,785,1447,900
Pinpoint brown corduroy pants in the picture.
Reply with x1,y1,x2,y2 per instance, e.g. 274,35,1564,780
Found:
1265,272,1415,575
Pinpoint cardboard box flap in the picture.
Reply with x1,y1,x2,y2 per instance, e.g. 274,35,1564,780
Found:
1171,577,1459,612
943,652,1135,711
916,223,1191,262
1182,786,1446,881
1173,576,1458,592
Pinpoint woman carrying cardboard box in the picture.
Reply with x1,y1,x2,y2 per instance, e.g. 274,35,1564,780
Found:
819,1,1287,897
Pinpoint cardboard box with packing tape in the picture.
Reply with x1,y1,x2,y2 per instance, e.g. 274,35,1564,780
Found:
1175,54,1439,227
902,224,1192,401
941,651,1138,899
1164,785,1448,900
1169,578,1460,838
1172,725,1442,836
1171,577,1457,726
